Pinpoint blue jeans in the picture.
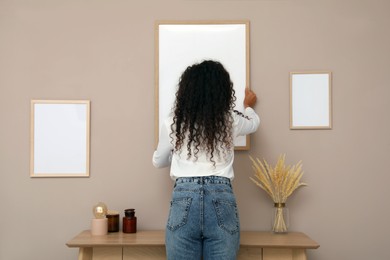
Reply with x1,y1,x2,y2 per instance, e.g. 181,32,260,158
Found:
165,176,240,260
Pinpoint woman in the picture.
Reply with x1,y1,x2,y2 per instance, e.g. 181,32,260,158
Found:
153,60,260,260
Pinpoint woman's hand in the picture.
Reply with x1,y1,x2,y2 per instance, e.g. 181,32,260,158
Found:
244,88,257,108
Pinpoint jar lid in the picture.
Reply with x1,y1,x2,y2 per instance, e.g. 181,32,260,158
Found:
124,208,135,217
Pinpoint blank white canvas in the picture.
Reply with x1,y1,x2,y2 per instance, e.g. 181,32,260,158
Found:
291,73,330,127
33,103,88,174
158,23,248,147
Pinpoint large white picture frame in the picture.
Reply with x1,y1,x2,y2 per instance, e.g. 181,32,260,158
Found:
155,20,250,150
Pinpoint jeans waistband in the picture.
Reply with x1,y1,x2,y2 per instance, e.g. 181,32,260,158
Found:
175,176,231,185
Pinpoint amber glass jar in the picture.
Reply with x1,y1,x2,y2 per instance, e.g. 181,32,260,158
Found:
106,212,120,232
123,209,137,233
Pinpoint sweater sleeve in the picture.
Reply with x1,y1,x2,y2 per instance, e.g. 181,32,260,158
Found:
233,107,260,136
152,120,173,168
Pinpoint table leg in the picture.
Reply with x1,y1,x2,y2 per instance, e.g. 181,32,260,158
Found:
78,247,92,260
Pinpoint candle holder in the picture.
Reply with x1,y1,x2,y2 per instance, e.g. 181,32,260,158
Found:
107,211,120,232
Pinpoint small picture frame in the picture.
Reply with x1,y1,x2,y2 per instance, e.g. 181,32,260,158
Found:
30,100,91,177
290,72,332,129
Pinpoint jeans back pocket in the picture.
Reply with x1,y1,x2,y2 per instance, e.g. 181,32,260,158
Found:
167,197,192,231
213,199,240,235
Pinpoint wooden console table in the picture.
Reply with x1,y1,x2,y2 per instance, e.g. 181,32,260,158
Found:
67,230,319,260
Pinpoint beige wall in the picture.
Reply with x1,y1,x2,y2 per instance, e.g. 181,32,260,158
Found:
1,0,389,259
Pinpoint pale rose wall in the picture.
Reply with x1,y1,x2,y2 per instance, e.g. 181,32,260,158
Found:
1,0,389,259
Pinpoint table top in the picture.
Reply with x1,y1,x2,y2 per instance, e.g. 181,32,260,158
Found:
67,230,319,249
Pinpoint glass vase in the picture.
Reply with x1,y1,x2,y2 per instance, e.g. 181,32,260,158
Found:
272,203,289,233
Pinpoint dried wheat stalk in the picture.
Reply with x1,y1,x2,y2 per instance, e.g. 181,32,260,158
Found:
249,154,307,232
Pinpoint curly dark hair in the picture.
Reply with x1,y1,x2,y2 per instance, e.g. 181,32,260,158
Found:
170,60,236,165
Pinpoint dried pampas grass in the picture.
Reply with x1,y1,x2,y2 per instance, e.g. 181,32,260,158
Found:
249,154,307,232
